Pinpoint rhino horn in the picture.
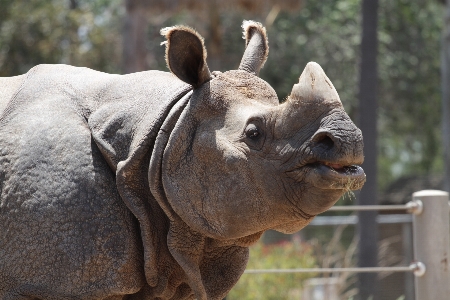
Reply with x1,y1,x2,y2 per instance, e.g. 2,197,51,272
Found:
238,20,269,75
161,26,211,88
288,62,342,108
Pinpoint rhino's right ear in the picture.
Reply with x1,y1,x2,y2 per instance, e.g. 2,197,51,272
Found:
238,20,269,75
161,26,211,88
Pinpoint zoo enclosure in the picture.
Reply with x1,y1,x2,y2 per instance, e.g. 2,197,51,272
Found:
243,190,450,300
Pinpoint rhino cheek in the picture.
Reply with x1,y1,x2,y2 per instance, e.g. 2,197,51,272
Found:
166,171,267,239
164,132,269,239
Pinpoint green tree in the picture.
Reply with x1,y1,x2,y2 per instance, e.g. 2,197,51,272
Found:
377,0,443,188
0,0,123,76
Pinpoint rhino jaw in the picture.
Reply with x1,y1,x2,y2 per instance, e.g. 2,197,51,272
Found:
271,161,365,235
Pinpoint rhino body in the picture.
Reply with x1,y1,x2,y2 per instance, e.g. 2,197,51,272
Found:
0,67,193,299
0,22,365,299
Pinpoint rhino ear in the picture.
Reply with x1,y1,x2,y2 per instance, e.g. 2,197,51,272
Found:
238,20,269,75
161,26,211,88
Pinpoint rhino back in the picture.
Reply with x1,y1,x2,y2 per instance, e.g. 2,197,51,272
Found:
0,65,189,298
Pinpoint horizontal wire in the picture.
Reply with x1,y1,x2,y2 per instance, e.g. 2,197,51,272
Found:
244,266,415,274
327,205,409,211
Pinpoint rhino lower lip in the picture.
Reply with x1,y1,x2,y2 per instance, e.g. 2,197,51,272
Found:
298,162,366,190
319,162,364,175
315,162,365,178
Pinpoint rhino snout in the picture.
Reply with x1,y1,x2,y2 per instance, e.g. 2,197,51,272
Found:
309,111,364,167
311,131,364,165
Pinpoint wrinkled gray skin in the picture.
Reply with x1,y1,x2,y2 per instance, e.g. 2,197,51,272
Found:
0,21,365,300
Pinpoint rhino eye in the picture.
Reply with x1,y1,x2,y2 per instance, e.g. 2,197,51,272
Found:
245,124,261,140
245,124,260,140
244,123,265,150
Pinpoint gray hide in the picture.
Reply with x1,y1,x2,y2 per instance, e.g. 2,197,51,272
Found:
0,21,365,300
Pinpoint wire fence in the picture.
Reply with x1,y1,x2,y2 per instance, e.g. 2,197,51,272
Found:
240,191,450,300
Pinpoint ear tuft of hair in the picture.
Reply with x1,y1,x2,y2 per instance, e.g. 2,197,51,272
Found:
242,21,267,45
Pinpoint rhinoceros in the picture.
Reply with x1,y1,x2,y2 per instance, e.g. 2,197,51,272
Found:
0,21,365,299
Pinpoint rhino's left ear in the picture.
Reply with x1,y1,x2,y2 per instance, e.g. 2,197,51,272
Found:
238,20,269,75
161,26,211,88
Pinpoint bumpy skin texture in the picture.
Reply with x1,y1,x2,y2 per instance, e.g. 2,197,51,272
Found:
0,65,194,299
0,21,365,300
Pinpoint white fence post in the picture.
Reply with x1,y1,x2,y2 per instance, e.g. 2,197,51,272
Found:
412,190,450,300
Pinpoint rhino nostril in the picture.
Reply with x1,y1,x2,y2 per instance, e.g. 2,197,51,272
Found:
313,134,335,151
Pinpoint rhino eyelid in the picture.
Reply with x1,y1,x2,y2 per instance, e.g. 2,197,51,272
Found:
244,116,266,129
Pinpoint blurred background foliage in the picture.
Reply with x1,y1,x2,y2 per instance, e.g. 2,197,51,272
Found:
227,238,318,299
0,0,443,192
0,0,124,74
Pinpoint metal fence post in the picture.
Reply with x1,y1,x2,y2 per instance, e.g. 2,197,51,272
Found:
412,190,450,300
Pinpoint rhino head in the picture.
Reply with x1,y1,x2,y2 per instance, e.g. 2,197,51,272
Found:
145,21,365,299
156,21,364,237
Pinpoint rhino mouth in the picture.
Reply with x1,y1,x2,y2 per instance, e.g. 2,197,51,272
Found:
292,161,365,190
318,162,364,177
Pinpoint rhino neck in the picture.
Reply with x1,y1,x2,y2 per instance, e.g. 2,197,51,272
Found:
83,72,192,299
109,89,194,299
147,94,253,300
